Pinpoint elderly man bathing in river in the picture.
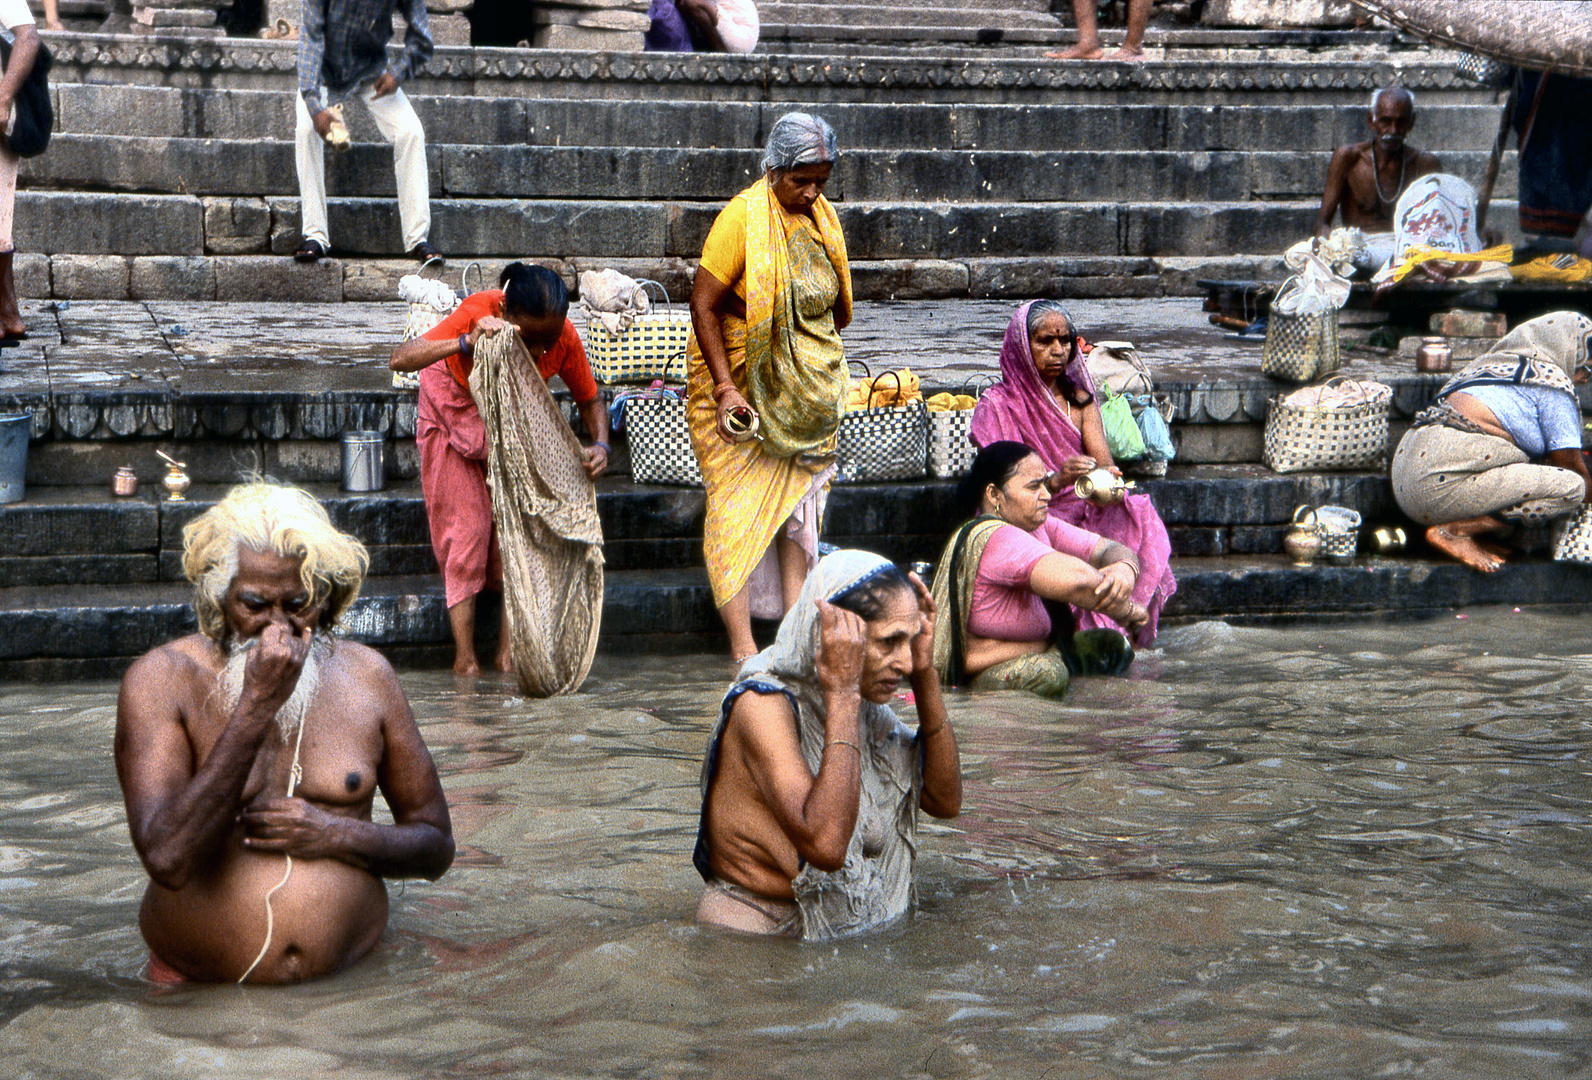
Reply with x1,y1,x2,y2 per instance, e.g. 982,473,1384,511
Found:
115,482,454,984
693,551,962,939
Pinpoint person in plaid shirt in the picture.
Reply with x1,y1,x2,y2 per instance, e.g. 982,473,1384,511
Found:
293,0,439,264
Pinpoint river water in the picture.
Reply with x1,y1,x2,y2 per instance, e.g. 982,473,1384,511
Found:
3,607,1591,1078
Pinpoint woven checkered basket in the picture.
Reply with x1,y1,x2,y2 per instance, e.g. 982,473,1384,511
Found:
626,389,703,486
581,280,694,385
1261,279,1342,383
836,400,929,483
1263,378,1392,474
1552,506,1592,564
928,407,976,478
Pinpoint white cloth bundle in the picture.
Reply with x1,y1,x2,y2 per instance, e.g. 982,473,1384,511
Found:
399,274,460,312
576,269,653,336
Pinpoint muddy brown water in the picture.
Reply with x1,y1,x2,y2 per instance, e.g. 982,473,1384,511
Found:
3,608,1591,1078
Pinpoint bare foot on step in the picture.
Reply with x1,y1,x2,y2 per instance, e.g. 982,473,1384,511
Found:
1427,524,1506,573
1047,43,1105,59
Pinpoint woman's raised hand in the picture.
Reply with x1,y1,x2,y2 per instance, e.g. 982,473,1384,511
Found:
814,598,867,697
907,571,937,674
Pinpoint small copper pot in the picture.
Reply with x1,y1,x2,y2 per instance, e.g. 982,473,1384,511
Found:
1416,337,1453,373
111,466,138,497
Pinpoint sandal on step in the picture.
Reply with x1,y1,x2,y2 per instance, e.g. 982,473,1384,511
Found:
293,239,327,263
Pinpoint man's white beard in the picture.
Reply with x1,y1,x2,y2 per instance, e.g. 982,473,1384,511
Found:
219,634,327,739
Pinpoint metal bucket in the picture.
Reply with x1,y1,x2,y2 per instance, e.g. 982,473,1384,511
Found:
0,413,30,504
341,431,385,492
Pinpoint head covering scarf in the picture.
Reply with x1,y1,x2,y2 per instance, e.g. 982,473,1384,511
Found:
741,115,854,457
968,301,1096,469
1438,311,1592,400
694,550,923,940
968,302,1178,649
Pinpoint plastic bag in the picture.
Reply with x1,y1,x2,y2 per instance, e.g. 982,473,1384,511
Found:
1099,389,1147,462
1274,251,1351,316
1130,395,1176,463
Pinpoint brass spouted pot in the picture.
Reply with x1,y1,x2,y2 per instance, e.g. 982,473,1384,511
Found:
1283,505,1324,565
1073,467,1132,506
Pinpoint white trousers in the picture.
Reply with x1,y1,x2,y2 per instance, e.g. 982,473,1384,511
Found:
294,86,431,252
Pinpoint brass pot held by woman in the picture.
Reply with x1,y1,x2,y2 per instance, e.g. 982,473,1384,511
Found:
1073,467,1131,506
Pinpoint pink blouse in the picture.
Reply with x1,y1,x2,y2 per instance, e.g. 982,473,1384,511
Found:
969,519,1101,642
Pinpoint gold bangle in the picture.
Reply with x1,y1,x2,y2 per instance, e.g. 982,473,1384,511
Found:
825,738,861,755
712,382,737,402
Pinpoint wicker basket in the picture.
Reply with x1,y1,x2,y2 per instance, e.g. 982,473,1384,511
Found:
581,279,693,385
1263,378,1392,474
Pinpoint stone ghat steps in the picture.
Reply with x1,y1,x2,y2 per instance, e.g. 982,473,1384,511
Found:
756,0,1062,29
45,35,1482,107
0,470,1403,592
24,136,1518,206
753,28,1406,53
50,86,1506,154
18,190,1528,264
7,557,1592,680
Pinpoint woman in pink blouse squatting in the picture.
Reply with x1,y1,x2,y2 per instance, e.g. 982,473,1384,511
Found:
929,441,1145,698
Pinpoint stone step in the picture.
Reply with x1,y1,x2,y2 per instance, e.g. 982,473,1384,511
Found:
0,468,1407,590
4,250,1285,304
756,0,1061,27
26,190,1454,261
45,34,1485,107
51,85,1507,153
7,554,1592,679
23,136,1519,204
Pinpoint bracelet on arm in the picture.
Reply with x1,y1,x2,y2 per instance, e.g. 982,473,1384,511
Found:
825,738,861,756
457,333,473,357
1110,556,1141,576
712,382,737,402
592,441,611,454
917,724,944,740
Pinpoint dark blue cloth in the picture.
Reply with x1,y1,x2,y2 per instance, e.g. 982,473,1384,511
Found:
1516,71,1592,238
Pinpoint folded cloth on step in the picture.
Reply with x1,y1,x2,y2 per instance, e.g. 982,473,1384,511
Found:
399,274,459,311
577,269,653,336
1378,243,1515,287
1512,253,1592,283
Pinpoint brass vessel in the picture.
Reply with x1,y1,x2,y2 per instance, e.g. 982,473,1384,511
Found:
1283,505,1324,565
157,450,190,502
1073,467,1131,506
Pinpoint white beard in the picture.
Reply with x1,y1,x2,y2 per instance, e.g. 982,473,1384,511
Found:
218,634,328,739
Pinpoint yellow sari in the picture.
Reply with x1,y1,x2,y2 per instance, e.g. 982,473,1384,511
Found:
687,177,853,609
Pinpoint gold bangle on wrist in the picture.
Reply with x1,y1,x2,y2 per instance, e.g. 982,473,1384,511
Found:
825,738,861,755
712,382,737,402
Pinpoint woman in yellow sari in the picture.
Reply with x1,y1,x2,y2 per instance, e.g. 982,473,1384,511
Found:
687,112,853,661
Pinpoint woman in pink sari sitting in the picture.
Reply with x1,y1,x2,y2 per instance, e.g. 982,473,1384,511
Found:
970,300,1176,647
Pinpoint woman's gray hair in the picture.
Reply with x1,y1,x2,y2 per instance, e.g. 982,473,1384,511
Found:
761,112,839,173
1026,299,1074,338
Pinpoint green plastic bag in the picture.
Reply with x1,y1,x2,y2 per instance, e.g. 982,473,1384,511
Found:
1098,388,1147,462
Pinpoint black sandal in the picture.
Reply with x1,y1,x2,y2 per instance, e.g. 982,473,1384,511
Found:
293,238,327,263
